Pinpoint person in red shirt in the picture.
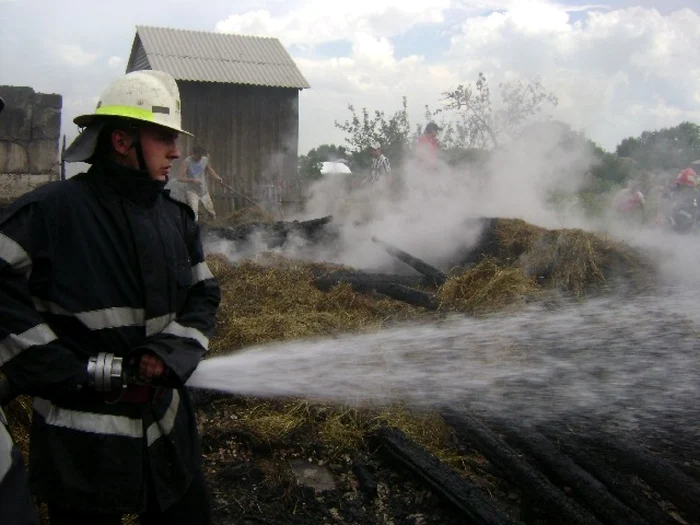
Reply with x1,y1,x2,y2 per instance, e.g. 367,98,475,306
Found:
415,122,440,171
613,180,645,224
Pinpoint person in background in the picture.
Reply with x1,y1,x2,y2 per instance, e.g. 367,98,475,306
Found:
369,141,391,184
613,180,645,224
179,145,223,221
415,122,440,171
0,70,220,524
665,167,699,232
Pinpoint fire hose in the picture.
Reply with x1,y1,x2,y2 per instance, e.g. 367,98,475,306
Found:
0,352,153,405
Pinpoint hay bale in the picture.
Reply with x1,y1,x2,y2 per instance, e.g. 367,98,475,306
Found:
520,228,656,296
207,254,422,354
460,218,546,266
460,218,656,297
438,258,541,315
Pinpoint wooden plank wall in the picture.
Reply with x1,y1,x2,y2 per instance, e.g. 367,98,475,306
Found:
175,82,300,215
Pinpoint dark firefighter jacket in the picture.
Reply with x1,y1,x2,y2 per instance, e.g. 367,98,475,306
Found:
0,408,37,524
0,160,221,513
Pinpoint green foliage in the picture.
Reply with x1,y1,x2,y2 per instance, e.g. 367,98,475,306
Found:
334,97,413,171
616,122,700,170
438,73,558,149
589,150,635,189
298,144,349,179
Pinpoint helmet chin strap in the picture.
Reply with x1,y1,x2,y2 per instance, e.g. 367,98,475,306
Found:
135,141,147,173
127,128,148,173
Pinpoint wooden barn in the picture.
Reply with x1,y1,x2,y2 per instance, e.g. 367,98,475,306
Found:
125,25,310,213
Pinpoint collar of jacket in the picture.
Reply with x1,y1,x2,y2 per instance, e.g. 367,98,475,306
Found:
90,160,167,207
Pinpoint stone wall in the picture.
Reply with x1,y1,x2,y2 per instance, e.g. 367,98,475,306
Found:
0,85,62,204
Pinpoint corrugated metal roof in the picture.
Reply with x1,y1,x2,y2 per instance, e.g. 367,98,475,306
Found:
133,26,310,89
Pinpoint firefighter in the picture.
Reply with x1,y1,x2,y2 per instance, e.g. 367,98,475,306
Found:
666,168,699,232
0,71,220,524
0,95,39,525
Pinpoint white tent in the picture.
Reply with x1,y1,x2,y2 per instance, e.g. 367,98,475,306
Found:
321,161,352,175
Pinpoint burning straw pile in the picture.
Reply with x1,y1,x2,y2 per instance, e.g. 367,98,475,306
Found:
469,218,656,297
198,214,658,464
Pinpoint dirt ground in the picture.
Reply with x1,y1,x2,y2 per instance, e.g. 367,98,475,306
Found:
196,394,521,525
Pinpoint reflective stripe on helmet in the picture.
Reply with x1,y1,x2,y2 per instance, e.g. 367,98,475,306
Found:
94,105,155,122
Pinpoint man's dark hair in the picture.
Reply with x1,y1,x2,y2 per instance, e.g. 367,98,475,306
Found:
192,145,206,156
92,118,139,163
425,122,439,134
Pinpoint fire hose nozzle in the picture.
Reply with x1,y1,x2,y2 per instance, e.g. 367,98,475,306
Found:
87,352,127,393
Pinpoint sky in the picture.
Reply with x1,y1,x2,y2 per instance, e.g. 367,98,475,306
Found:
1,0,699,157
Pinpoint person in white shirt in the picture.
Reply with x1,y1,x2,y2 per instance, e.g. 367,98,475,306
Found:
179,145,223,221
369,141,391,184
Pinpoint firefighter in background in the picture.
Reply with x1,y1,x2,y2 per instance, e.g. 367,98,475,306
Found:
664,168,699,233
0,71,220,524
613,180,646,224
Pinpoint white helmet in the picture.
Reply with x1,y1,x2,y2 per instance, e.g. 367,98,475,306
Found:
65,70,193,163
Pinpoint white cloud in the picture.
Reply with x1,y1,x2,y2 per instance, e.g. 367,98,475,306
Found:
444,4,700,147
57,44,99,67
230,1,699,153
215,0,450,48
107,56,123,68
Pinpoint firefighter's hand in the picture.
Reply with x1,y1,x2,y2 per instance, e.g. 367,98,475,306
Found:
137,352,166,382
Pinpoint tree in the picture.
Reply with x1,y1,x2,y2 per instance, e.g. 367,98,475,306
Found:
298,144,349,179
616,122,700,170
334,97,412,171
438,73,559,149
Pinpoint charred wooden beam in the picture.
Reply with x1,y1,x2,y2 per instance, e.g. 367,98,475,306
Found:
352,455,377,497
312,273,438,310
376,426,522,525
442,411,604,525
503,429,650,525
558,441,680,525
206,216,335,248
371,236,447,287
377,284,438,310
580,436,700,523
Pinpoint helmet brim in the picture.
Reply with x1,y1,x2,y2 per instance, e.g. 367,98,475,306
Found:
73,113,194,137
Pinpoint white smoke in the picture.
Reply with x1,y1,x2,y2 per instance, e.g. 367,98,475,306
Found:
290,120,599,272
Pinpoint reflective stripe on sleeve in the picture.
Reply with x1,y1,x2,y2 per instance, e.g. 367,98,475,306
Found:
146,390,180,446
191,262,214,285
161,322,209,350
0,323,57,366
0,232,32,276
145,313,177,337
